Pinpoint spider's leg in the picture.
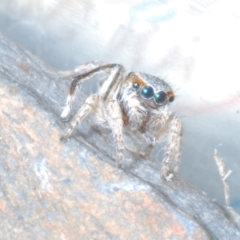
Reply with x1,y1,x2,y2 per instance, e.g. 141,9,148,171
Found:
61,63,123,119
160,116,182,179
106,99,124,168
61,94,98,140
59,61,105,79
143,109,182,178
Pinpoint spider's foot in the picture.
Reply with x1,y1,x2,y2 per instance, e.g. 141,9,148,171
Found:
60,135,68,142
126,146,148,158
160,165,171,179
117,163,123,169
117,157,123,169
60,131,71,142
161,171,174,181
61,106,71,119
164,173,174,181
140,151,151,159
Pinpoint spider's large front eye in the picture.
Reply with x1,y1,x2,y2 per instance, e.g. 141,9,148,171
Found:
141,86,154,99
154,91,167,105
132,82,140,89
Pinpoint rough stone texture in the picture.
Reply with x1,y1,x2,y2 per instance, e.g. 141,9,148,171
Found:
0,32,240,240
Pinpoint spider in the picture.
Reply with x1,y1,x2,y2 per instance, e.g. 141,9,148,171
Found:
60,61,182,178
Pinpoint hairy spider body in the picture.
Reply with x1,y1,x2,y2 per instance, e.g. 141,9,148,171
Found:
60,62,182,178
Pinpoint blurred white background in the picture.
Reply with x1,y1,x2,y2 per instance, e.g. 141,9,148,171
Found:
0,0,240,213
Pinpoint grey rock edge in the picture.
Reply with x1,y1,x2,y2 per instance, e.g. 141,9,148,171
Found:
0,31,239,240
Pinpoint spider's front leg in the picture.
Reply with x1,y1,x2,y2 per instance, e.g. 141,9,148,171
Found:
60,62,103,119
106,99,124,168
160,115,182,179
145,110,182,179
61,63,123,119
59,61,105,79
60,62,125,166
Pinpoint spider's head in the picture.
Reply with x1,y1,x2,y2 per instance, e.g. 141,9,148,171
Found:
125,72,174,109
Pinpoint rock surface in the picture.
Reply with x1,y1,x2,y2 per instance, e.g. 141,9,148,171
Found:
0,32,240,240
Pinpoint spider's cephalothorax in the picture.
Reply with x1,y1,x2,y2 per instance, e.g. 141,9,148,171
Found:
60,61,182,178
117,72,175,132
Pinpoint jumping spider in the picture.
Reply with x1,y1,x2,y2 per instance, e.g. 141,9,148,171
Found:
60,61,182,178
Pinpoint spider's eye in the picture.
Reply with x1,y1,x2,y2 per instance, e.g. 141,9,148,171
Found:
132,82,140,89
154,91,167,105
141,86,154,99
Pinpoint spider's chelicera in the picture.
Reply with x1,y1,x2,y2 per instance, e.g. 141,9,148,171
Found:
60,61,182,178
